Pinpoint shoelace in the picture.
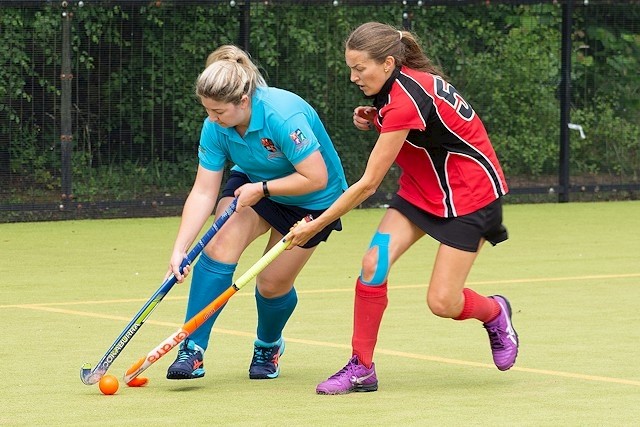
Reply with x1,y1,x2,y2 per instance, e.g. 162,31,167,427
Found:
486,326,505,350
328,361,356,380
253,346,274,365
176,348,198,362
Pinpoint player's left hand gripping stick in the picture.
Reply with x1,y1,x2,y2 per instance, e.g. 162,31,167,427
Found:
123,215,312,384
80,198,238,386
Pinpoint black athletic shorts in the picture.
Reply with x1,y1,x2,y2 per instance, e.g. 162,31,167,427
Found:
220,171,342,249
388,194,508,253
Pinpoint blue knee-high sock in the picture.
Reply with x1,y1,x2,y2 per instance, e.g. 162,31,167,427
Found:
255,286,298,344
185,253,237,351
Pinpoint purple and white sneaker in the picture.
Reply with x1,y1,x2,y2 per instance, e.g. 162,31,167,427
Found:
316,355,378,395
484,295,519,371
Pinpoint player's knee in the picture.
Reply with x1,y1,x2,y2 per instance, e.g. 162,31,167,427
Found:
360,231,390,286
204,247,220,261
204,235,232,261
255,273,281,298
360,251,378,282
426,292,457,318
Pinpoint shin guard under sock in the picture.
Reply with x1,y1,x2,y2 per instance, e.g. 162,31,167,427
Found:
185,253,237,351
454,288,500,323
352,278,388,368
255,287,298,344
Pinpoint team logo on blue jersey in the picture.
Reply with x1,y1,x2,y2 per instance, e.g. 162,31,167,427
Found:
289,129,307,145
261,138,277,152
261,137,283,159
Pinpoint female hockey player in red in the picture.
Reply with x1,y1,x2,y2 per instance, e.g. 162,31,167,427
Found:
288,22,519,395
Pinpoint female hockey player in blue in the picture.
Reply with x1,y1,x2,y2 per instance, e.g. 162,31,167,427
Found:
165,45,347,381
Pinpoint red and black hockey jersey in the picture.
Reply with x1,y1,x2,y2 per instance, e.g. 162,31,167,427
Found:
372,66,508,218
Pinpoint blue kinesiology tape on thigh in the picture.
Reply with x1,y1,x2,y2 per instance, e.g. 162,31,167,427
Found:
360,231,390,286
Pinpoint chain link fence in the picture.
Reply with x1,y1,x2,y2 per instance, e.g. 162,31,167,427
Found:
1,0,638,221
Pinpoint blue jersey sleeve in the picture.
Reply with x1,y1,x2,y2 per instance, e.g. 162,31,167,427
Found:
273,112,321,166
198,119,228,171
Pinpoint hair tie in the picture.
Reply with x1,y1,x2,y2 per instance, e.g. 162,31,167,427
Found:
398,30,403,41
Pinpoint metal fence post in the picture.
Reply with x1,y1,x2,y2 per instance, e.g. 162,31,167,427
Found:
238,0,251,53
559,0,573,203
60,1,73,204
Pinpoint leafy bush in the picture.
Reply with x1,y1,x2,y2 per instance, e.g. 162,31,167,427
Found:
1,1,638,205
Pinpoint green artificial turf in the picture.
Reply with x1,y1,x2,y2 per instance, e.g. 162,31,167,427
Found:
1,201,639,426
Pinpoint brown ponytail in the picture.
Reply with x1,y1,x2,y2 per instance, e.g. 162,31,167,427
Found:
346,22,444,77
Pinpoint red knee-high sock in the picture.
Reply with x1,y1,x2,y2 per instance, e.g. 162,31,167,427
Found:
454,288,500,323
351,278,388,368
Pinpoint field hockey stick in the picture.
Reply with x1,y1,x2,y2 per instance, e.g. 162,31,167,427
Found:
123,215,311,383
80,198,238,385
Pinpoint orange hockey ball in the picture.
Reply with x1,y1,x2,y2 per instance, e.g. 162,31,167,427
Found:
99,374,119,395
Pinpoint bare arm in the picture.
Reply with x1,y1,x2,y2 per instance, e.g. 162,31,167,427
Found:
169,166,223,281
287,129,409,247
233,150,328,211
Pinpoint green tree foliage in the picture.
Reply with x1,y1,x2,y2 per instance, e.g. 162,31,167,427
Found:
0,1,638,203
447,4,563,176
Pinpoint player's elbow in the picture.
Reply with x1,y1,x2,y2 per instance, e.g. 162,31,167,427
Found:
356,178,380,200
308,171,329,192
362,183,379,198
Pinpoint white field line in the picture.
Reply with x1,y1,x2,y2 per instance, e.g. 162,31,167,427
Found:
3,272,639,308
6,286,640,388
